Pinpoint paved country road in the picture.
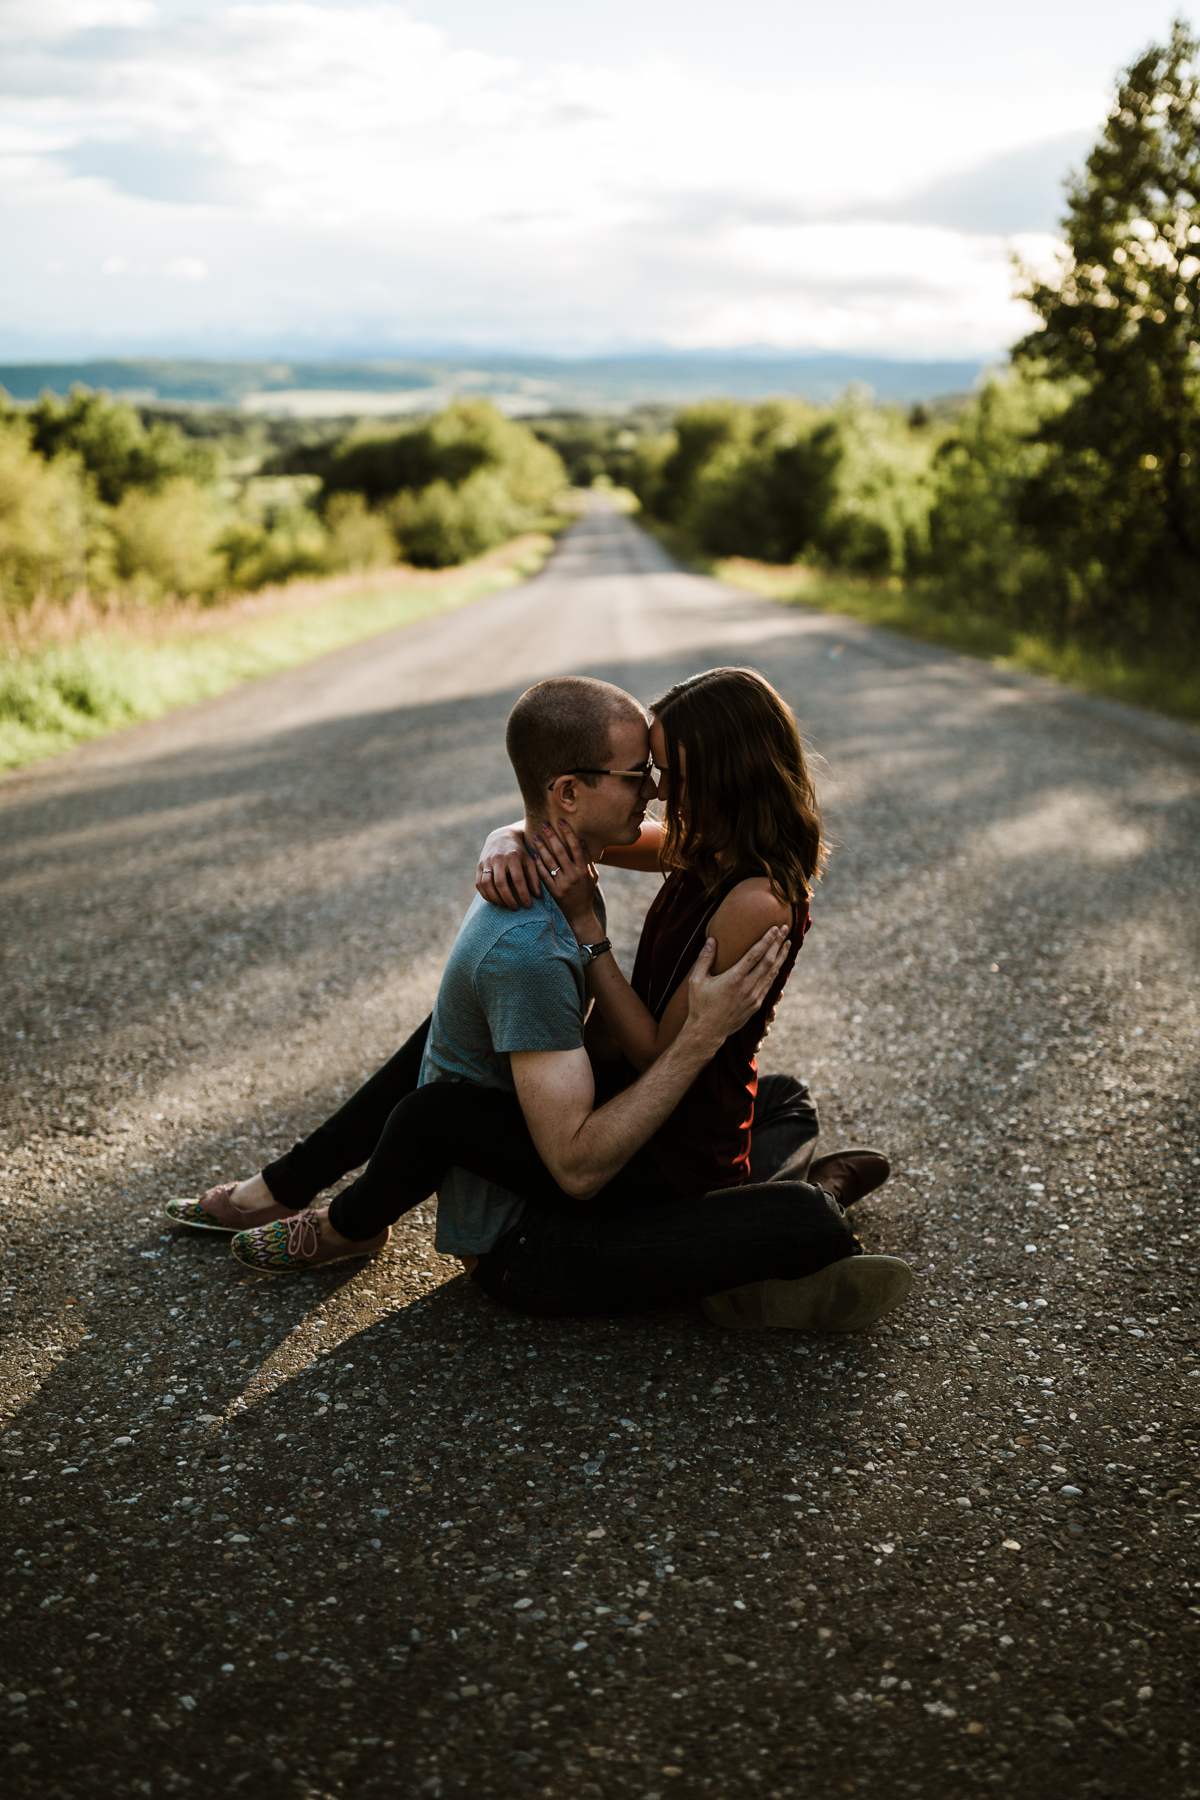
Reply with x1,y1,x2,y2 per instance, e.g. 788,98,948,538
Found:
1,497,1197,1799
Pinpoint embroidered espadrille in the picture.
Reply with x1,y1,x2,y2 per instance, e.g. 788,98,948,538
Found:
230,1210,389,1276
165,1183,286,1233
165,1185,240,1232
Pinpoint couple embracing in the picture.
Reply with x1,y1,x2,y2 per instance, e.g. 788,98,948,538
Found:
168,667,913,1333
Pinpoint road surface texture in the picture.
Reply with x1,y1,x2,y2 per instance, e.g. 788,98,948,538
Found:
1,497,1197,1799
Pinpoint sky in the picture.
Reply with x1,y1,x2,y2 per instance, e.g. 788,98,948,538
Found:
0,0,1190,361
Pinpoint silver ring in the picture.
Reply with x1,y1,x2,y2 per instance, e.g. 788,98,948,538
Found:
547,866,561,879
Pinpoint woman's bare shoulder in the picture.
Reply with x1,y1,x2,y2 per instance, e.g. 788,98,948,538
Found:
709,876,792,946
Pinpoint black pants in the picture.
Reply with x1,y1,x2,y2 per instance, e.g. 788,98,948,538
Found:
473,1176,857,1317
261,1017,855,1313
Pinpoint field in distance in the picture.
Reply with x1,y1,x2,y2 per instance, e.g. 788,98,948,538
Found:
0,351,988,416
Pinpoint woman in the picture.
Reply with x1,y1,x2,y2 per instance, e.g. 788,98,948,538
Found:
170,668,908,1328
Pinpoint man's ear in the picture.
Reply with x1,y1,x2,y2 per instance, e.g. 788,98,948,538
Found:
547,774,580,814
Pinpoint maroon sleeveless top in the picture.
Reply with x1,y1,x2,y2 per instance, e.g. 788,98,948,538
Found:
629,869,811,1198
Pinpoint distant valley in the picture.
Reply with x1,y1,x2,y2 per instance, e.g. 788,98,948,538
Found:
0,351,991,415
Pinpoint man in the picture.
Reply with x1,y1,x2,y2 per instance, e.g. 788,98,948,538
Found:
174,677,911,1331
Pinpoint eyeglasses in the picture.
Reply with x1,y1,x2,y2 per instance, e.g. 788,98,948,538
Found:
554,761,668,785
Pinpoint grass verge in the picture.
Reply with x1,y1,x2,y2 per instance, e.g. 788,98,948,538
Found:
705,550,1200,726
0,533,554,772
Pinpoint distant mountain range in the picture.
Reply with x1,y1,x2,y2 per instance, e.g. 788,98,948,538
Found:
0,351,994,414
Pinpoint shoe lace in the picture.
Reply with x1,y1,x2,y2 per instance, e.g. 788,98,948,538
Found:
284,1210,321,1261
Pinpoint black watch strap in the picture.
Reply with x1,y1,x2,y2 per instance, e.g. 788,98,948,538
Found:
579,937,612,963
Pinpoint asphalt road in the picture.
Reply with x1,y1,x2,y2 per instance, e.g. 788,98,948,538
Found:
1,497,1197,1799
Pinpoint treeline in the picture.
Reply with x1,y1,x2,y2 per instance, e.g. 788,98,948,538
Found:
628,392,943,579
630,20,1200,662
0,392,565,614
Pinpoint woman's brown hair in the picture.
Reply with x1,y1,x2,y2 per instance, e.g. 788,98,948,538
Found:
651,667,827,903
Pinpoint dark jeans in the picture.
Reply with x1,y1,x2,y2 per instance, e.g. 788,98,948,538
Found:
260,1017,853,1314
473,1177,857,1318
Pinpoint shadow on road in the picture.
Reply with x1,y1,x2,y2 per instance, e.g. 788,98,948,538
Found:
2,586,1196,1796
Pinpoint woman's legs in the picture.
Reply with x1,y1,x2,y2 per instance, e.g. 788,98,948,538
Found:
326,1079,566,1241
473,1175,860,1317
261,1016,432,1211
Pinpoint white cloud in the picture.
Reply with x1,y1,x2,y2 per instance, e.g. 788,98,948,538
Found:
0,0,156,42
0,0,1107,356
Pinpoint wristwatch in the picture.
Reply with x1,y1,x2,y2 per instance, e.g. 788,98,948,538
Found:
579,937,612,964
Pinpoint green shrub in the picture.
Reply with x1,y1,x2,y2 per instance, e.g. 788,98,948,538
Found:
0,421,91,611
27,387,215,505
110,477,228,602
219,502,331,590
389,469,523,567
321,493,396,573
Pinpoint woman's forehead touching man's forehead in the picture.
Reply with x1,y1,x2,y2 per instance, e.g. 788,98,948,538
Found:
606,713,651,763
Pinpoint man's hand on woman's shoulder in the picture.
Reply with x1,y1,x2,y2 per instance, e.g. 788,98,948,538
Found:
707,878,793,974
685,926,790,1051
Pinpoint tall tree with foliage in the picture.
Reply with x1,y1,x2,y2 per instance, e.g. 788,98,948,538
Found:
1015,16,1200,648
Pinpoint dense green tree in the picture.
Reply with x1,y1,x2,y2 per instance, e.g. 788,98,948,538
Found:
814,395,943,578
319,400,563,515
26,388,216,506
651,402,746,525
1015,16,1200,646
0,419,91,610
110,478,227,601
925,369,1071,625
680,401,838,563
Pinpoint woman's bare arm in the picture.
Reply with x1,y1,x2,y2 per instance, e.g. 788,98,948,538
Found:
476,820,541,909
597,820,667,873
535,822,791,1073
476,817,665,907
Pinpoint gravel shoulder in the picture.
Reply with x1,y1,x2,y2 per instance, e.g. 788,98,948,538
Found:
1,498,1197,1798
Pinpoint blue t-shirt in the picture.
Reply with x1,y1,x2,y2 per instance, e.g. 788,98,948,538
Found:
420,888,603,1255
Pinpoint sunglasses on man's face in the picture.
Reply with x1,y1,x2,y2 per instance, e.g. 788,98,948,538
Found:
553,761,670,785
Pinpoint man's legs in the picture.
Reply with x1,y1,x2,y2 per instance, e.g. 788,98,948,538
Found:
473,1173,861,1317
324,1074,818,1246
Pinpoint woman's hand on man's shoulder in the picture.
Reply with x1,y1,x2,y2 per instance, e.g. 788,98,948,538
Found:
476,821,541,910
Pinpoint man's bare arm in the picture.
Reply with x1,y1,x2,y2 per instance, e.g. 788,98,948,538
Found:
511,928,788,1199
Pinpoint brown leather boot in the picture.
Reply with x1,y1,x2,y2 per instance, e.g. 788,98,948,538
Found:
807,1146,890,1209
